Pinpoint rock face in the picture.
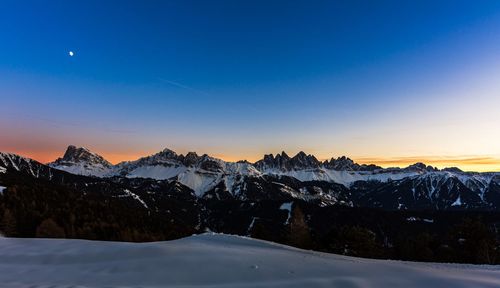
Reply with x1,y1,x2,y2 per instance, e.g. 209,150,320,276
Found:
254,151,321,171
323,156,382,171
60,145,112,166
49,145,113,177
402,162,438,173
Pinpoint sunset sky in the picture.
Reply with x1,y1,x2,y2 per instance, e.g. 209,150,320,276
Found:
1,1,500,172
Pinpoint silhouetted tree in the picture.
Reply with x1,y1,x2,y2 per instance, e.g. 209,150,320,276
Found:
331,226,382,258
36,218,66,238
1,209,17,236
395,232,434,261
289,205,312,249
449,218,497,264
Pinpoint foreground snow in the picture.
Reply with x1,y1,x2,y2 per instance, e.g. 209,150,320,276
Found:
0,234,499,287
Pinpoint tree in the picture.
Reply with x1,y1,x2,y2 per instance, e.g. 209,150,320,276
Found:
36,218,66,238
332,226,382,258
1,209,17,236
449,218,498,264
288,205,312,249
395,232,434,261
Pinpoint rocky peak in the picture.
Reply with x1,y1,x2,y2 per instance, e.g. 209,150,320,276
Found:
293,151,308,159
182,152,200,166
290,151,320,169
254,151,320,171
278,151,290,159
56,145,112,167
323,156,381,171
443,167,463,173
133,148,184,166
158,148,178,159
48,145,113,177
199,158,224,172
404,162,438,172
324,156,355,170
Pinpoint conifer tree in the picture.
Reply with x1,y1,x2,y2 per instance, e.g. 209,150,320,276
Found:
289,205,312,249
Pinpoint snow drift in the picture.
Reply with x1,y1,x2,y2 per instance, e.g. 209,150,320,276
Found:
0,233,498,288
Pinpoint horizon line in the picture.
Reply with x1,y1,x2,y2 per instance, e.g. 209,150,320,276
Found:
2,146,500,173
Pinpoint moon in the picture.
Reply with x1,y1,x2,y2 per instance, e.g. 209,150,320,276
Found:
69,51,74,57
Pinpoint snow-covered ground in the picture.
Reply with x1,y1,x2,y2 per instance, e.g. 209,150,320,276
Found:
0,234,499,288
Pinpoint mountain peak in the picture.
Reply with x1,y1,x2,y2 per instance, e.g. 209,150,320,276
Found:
323,156,381,171
185,151,199,158
48,145,113,177
405,162,437,172
278,151,290,159
294,151,307,158
443,167,463,173
159,148,178,157
255,151,320,171
58,145,111,166
291,151,320,168
182,152,200,166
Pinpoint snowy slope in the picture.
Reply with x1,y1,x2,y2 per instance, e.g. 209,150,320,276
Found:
0,233,498,288
115,152,262,196
0,152,55,178
262,167,421,187
49,162,111,177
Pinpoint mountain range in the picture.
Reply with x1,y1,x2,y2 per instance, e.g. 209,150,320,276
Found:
1,145,498,210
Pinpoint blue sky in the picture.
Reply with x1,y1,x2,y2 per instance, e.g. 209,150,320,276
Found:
1,0,500,170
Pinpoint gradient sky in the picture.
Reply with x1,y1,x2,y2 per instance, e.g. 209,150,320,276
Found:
1,0,500,171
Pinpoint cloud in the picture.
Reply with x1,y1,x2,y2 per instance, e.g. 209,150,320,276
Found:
158,78,210,96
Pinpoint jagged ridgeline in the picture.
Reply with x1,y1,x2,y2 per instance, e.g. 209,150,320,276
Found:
1,146,500,264
46,145,500,209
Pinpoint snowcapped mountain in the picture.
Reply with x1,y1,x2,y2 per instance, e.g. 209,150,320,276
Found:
49,145,113,177
111,148,262,196
46,146,409,198
357,170,500,210
0,151,56,179
323,156,382,171
4,145,500,210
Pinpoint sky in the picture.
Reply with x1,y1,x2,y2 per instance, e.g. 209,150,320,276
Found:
1,0,500,172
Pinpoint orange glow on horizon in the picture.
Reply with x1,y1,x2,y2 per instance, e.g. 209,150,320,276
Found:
352,156,500,172
6,148,500,173
2,149,156,165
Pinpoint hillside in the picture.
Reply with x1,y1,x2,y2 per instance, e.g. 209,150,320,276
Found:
0,233,498,288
